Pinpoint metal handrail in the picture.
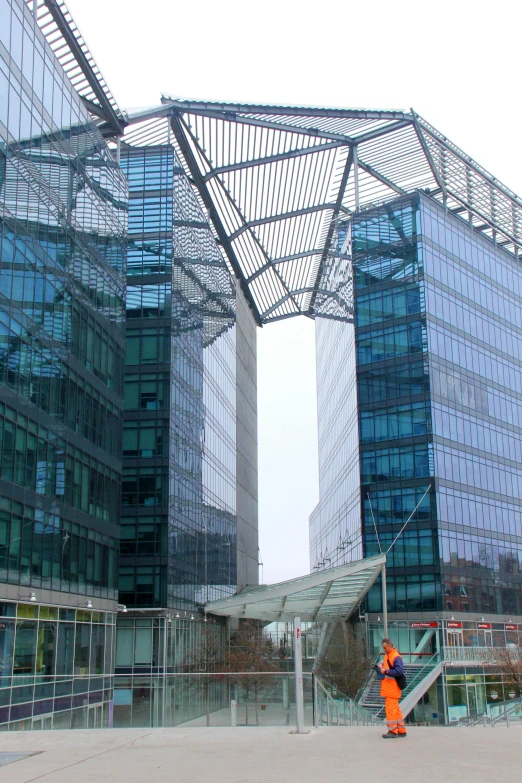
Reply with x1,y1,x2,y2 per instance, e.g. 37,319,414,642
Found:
355,652,382,704
362,652,441,719
462,695,522,727
314,676,383,727
442,646,497,665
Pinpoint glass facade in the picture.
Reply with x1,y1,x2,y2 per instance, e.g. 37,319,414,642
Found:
119,145,238,611
0,0,127,729
312,192,522,619
0,600,115,730
422,196,522,617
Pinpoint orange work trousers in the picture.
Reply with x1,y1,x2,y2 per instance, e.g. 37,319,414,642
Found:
385,697,406,735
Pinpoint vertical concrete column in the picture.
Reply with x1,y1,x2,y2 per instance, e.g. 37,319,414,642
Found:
294,616,306,734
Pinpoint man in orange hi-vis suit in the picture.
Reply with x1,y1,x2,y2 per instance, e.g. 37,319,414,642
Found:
379,637,407,738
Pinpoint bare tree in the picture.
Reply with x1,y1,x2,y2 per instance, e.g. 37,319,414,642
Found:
315,622,372,700
493,645,522,697
185,624,224,726
225,620,274,725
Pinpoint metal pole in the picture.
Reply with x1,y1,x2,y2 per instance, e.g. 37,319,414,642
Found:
231,699,238,727
293,616,306,734
382,566,388,637
116,137,121,165
353,145,360,212
162,617,167,727
312,673,317,728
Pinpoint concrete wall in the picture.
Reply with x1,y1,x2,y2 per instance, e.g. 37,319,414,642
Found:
235,283,259,588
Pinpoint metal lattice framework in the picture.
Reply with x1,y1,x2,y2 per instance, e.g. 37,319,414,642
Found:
24,0,127,136
123,99,522,325
24,2,522,323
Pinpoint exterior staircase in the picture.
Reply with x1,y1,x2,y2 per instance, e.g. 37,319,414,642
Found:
357,654,442,719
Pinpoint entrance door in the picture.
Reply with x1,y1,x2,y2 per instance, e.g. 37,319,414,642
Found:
467,685,477,717
88,705,103,729
466,684,486,718
447,630,463,647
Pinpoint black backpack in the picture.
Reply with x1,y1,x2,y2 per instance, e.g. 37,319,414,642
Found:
396,673,407,691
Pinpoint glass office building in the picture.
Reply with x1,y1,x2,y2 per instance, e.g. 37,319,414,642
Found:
0,0,127,729
114,130,258,710
310,192,522,723
312,191,522,620
119,143,241,611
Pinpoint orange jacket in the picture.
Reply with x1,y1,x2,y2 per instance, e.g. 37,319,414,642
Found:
379,648,402,699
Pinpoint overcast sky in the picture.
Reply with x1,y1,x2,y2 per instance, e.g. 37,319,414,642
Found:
66,0,522,583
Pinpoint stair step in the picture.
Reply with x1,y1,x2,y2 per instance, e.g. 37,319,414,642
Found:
358,662,439,716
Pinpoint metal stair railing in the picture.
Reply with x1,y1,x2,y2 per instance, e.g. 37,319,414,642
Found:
465,696,522,728
359,652,441,719
314,676,385,727
355,653,382,707
399,652,440,696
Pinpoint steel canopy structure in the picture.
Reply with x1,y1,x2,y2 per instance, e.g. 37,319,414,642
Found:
122,98,522,325
27,2,522,324
25,0,127,136
204,554,386,623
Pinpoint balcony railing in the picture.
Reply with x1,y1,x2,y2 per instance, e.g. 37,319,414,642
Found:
442,646,497,665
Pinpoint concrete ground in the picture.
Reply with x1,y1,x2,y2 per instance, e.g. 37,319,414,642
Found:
0,725,520,783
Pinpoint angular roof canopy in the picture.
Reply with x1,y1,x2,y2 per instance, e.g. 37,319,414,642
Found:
38,6,522,323
123,98,522,325
205,554,386,623
27,0,127,136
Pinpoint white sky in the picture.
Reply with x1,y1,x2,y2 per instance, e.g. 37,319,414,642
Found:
66,0,522,583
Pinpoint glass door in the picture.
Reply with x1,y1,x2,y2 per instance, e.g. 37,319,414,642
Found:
447,630,463,647
467,685,478,717
466,684,486,718
88,704,103,728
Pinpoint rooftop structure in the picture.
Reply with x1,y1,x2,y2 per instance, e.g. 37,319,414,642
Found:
25,0,127,136
124,99,522,324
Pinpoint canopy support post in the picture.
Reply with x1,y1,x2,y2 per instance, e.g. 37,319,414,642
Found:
293,616,307,734
382,566,388,637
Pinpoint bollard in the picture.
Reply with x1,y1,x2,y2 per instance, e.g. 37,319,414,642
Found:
282,677,289,709
231,699,238,727
483,714,487,728
506,711,510,728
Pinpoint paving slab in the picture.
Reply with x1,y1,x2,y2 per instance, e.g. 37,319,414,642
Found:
0,726,519,783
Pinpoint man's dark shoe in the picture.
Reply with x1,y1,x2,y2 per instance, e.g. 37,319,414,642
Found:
398,733,407,737
382,732,398,739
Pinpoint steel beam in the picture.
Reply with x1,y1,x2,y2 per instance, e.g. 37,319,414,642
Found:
358,159,407,196
161,97,412,122
203,141,346,180
309,148,354,311
229,204,338,240
43,0,125,135
169,113,262,325
247,249,323,283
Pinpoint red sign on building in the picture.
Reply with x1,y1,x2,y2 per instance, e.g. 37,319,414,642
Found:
477,622,491,629
447,621,462,629
505,624,518,631
410,621,438,628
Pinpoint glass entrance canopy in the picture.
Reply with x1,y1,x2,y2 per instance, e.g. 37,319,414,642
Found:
204,554,386,623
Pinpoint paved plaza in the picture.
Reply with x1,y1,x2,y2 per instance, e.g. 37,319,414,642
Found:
0,726,520,783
